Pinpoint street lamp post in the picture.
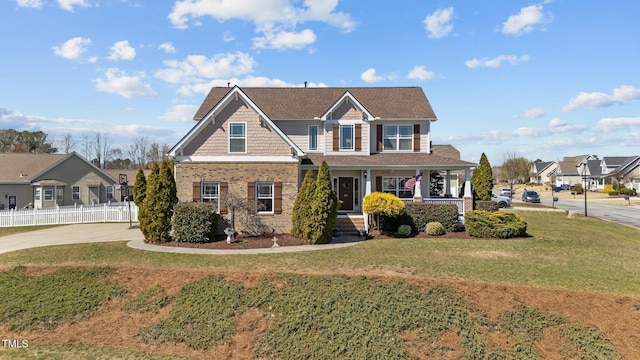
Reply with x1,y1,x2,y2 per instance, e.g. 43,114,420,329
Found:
576,164,587,217
119,174,133,228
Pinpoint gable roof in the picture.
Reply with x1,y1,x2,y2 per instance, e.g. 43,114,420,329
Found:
586,159,603,177
607,156,640,178
0,153,66,183
0,152,117,184
193,86,437,121
602,156,629,168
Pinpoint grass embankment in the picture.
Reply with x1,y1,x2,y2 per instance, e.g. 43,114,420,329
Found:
1,210,638,295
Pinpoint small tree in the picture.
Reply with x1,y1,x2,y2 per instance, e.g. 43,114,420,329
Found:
139,160,177,244
291,170,316,239
307,161,339,244
472,153,493,201
133,169,146,206
362,192,406,230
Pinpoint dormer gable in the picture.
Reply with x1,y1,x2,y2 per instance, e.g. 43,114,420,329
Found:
319,91,376,121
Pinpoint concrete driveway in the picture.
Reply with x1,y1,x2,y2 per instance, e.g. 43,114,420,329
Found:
0,223,144,255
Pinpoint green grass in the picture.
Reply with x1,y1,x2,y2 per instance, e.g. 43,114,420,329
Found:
1,210,638,295
0,266,125,330
0,345,193,360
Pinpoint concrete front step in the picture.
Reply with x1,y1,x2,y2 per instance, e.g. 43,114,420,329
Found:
334,215,365,236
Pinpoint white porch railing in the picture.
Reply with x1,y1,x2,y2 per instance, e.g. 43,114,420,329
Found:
0,203,138,227
401,198,465,214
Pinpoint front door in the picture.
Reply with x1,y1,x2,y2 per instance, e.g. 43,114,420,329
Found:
8,196,16,210
338,177,353,210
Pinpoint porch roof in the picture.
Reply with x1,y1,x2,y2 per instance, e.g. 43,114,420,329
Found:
302,153,476,170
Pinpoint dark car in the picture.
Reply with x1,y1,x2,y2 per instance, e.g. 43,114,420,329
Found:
522,190,541,203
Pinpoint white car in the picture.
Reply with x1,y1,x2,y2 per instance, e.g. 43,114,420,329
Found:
500,188,512,197
491,193,512,208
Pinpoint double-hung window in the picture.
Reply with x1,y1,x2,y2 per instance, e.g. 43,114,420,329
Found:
56,188,64,201
339,125,354,150
229,122,246,153
44,189,54,201
256,182,273,213
201,182,219,203
34,189,41,201
106,186,114,200
72,185,81,200
308,125,318,151
383,125,413,151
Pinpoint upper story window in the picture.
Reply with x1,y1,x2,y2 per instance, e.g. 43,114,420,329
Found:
229,122,246,153
383,125,413,151
340,125,354,150
308,125,318,151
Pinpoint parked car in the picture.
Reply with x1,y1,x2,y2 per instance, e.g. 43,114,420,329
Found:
491,193,511,208
522,190,541,203
500,188,512,197
553,184,574,191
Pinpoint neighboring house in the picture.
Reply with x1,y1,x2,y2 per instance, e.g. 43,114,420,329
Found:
105,168,152,201
605,156,640,192
530,161,558,185
0,152,121,210
555,155,597,188
169,86,476,233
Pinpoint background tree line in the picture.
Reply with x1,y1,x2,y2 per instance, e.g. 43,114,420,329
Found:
1,128,170,170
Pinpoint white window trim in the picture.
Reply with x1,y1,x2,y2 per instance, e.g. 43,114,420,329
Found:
228,122,247,153
339,124,354,151
382,176,414,198
308,125,318,151
56,188,64,201
383,125,413,151
106,185,114,200
256,182,274,214
201,182,220,212
44,189,54,201
34,188,41,201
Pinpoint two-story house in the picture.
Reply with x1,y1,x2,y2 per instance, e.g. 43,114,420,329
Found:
169,86,475,233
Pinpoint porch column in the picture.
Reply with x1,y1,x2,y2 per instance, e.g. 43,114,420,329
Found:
363,169,372,231
463,168,473,215
424,170,431,198
413,169,423,202
444,170,452,197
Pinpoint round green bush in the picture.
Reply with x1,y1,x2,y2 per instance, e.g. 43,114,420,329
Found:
172,202,218,243
397,224,412,237
425,222,445,236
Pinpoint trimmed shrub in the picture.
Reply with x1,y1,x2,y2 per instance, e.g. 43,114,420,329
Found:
621,187,637,196
475,200,499,212
471,153,493,201
363,192,406,230
573,183,584,194
291,170,316,240
603,184,615,194
465,210,527,239
403,202,459,232
397,224,412,237
172,202,218,243
425,222,445,236
382,212,415,233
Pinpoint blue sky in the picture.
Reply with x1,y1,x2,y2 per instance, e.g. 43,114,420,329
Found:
1,0,639,165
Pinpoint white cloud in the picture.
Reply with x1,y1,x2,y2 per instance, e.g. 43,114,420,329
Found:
108,40,136,61
57,0,91,12
176,76,327,97
423,7,454,39
360,68,386,83
0,107,103,132
465,54,530,68
14,0,43,8
159,104,199,122
407,65,435,81
548,118,566,127
159,42,176,54
562,85,640,112
168,0,355,50
155,52,256,85
514,107,546,119
94,68,157,98
222,31,236,42
447,122,587,145
594,117,640,133
52,37,92,60
253,29,317,50
502,5,551,36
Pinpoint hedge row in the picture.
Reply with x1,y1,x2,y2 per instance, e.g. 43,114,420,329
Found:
172,202,219,243
383,202,459,233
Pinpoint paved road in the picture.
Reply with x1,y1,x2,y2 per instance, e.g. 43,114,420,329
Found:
535,194,640,229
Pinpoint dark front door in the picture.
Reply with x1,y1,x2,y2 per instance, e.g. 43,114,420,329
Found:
338,177,353,210
8,196,16,210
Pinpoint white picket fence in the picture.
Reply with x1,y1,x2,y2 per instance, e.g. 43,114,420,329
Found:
0,203,139,227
